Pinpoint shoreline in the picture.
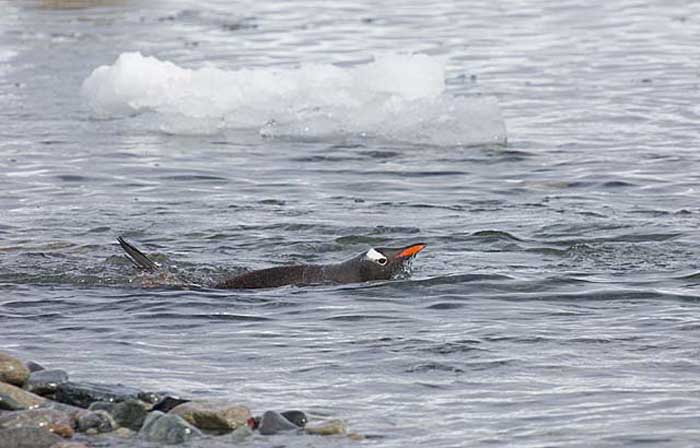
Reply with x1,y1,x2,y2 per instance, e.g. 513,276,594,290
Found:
0,352,359,447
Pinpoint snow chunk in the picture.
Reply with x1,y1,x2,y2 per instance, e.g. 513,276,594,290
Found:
82,52,506,146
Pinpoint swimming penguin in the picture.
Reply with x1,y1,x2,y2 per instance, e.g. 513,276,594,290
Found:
117,236,425,289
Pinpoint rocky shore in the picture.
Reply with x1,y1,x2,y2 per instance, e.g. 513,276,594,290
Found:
0,352,359,447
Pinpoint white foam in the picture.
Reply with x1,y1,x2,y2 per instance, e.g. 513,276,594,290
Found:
81,52,506,146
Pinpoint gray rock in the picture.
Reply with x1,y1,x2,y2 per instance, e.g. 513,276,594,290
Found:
0,352,31,387
54,381,142,408
258,410,300,435
95,410,117,433
151,395,190,413
109,428,138,438
25,361,46,373
229,424,253,442
86,399,147,431
87,401,115,413
137,391,162,404
139,411,201,444
304,419,347,436
76,409,115,433
0,408,73,431
112,426,135,438
169,399,250,431
0,382,46,410
111,399,148,430
49,442,90,448
24,369,69,396
75,411,100,433
281,410,308,427
0,427,63,448
42,401,93,425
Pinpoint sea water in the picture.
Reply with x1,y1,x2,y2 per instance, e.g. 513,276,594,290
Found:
2,1,700,447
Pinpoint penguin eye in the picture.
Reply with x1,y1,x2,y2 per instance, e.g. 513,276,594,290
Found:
376,257,388,266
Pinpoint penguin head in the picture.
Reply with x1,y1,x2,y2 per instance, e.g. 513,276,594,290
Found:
357,242,426,281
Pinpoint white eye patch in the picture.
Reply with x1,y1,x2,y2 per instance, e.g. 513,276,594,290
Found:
366,248,388,265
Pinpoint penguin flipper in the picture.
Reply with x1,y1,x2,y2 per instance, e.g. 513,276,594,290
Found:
117,236,160,272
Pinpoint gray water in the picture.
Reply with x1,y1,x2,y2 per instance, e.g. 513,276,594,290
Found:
2,1,700,446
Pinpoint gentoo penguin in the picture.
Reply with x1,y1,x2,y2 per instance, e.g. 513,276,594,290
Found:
117,236,426,289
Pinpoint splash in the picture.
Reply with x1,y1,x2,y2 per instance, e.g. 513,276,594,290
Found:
82,52,506,146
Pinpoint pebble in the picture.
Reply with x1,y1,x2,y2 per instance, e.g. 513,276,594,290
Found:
137,391,161,404
169,400,251,431
114,427,135,438
49,442,89,448
0,427,63,448
75,411,99,432
0,408,74,432
76,409,115,433
0,382,46,410
26,361,46,373
0,352,31,387
304,419,347,436
281,410,308,427
87,401,115,413
139,411,201,444
0,355,351,445
47,423,74,438
229,424,253,442
43,402,92,423
54,381,142,408
151,395,190,413
258,410,301,435
111,398,148,430
25,369,70,397
348,432,365,441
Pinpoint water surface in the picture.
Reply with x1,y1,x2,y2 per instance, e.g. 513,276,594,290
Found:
2,1,700,446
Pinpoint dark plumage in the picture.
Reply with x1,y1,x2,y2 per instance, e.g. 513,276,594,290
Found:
117,236,425,289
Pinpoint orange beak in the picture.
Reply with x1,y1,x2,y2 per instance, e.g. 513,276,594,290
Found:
395,243,426,259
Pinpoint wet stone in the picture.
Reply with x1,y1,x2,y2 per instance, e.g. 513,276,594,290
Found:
25,369,69,397
114,427,135,438
0,352,31,387
169,400,250,431
0,382,46,410
348,432,365,441
151,395,190,413
87,401,115,413
76,411,100,432
281,410,307,427
139,410,201,444
0,408,74,432
43,401,91,421
137,391,162,404
258,410,300,435
54,381,142,408
47,422,74,438
0,427,63,448
229,424,253,442
304,419,347,436
76,409,115,433
50,442,90,448
111,399,148,430
26,361,46,373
